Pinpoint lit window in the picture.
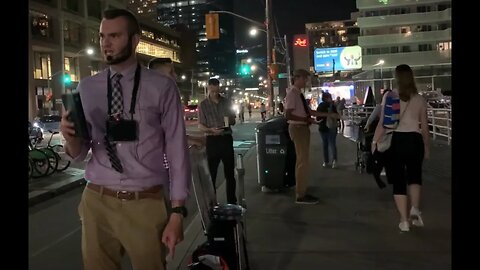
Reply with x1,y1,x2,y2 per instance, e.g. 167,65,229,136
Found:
30,10,53,38
136,41,181,63
33,52,52,79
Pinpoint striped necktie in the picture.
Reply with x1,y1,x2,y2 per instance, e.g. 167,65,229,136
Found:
104,73,124,173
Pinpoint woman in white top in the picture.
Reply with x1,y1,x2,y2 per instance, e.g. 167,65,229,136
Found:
372,64,431,232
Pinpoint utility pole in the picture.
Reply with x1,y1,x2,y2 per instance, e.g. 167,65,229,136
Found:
266,0,274,116
191,69,194,102
284,34,291,86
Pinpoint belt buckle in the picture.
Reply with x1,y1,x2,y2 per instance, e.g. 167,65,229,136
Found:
116,190,130,201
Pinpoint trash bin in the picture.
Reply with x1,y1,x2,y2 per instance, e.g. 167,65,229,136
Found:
255,116,296,192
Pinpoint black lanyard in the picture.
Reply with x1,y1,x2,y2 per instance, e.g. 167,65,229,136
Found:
107,64,141,120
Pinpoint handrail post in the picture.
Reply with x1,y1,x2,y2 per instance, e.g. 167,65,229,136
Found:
447,109,451,145
236,153,246,209
431,109,437,140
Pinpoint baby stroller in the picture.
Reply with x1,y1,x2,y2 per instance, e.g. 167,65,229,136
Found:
188,146,250,270
355,119,374,174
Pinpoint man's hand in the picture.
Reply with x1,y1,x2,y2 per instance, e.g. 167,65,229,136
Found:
209,128,223,135
161,214,184,260
307,117,316,124
60,111,77,142
61,111,85,158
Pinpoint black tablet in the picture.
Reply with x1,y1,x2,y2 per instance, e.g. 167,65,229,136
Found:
61,92,89,139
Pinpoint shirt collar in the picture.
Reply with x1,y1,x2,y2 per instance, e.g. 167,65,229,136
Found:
109,62,138,81
207,94,225,104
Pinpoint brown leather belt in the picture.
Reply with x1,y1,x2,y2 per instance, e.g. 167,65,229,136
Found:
87,183,163,201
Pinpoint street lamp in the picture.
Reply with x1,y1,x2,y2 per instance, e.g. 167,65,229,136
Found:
373,59,385,88
247,58,252,64
251,65,257,71
181,74,187,80
259,76,263,81
249,27,267,37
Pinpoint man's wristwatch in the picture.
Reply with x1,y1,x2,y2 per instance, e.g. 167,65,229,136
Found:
171,206,188,218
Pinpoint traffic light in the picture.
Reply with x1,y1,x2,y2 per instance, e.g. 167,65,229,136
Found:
240,65,251,76
63,73,71,85
205,13,219,40
269,64,279,80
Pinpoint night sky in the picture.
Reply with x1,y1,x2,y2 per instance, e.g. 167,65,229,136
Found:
233,0,358,63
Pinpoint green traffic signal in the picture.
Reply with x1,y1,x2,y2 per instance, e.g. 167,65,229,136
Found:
64,73,71,85
240,65,250,76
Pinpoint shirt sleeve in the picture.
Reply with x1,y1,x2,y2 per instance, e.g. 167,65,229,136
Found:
65,80,92,162
366,104,381,127
161,80,191,201
285,90,296,110
198,102,208,127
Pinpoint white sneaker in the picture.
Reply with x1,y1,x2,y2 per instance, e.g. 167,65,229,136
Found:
399,221,410,232
332,160,337,169
410,207,424,227
322,162,328,167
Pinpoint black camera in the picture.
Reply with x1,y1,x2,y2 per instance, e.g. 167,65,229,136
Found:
106,119,138,141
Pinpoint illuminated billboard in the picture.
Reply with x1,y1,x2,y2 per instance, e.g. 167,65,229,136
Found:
314,45,362,73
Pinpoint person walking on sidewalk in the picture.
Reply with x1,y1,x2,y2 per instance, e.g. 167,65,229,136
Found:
198,78,237,204
316,92,340,169
60,9,190,270
239,102,245,123
365,89,392,189
247,103,252,119
372,64,430,232
260,102,267,121
285,69,337,204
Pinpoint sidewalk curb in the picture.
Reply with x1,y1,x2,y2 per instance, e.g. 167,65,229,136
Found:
29,177,86,207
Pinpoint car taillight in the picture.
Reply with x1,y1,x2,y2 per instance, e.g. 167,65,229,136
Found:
184,109,189,112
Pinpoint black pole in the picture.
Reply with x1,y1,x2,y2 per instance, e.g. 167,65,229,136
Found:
332,59,336,80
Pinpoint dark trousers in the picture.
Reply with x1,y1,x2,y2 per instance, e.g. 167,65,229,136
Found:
320,129,337,163
206,134,237,204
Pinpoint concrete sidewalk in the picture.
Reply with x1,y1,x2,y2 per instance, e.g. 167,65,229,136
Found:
29,168,86,207
242,126,451,269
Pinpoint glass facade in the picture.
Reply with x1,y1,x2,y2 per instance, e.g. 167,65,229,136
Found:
33,52,52,80
64,20,81,44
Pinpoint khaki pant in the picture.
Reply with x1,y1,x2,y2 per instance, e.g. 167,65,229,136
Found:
78,187,168,270
288,124,311,198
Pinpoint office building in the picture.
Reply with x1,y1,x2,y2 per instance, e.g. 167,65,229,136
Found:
354,0,451,96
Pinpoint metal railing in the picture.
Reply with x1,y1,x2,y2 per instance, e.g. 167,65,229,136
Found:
428,108,451,145
342,106,452,145
342,106,376,124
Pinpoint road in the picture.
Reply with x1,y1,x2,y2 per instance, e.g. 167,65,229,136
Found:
29,119,260,270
